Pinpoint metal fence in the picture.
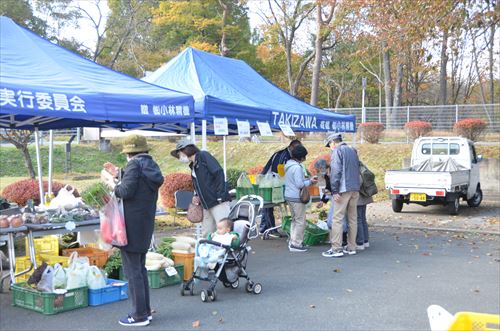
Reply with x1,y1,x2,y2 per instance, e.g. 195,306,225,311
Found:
326,104,500,132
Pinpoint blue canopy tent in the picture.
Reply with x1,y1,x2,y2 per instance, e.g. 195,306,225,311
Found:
143,47,356,139
143,47,356,173
0,16,195,203
0,16,194,132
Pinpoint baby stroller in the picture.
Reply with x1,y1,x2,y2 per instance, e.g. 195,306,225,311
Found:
180,195,264,302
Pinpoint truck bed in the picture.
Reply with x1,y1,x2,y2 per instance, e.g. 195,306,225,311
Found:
385,169,470,191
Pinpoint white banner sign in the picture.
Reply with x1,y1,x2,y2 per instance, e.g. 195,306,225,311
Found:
237,120,250,137
279,123,295,136
257,121,273,136
213,117,228,135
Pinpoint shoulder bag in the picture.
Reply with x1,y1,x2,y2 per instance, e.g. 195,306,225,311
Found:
187,195,203,223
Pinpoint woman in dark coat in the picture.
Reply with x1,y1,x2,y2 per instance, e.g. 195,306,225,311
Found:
104,134,163,327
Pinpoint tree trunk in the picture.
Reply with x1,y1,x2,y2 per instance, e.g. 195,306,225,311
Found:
21,146,36,179
382,43,392,128
218,0,229,56
310,4,323,106
285,42,294,95
488,23,495,104
438,28,448,106
392,62,403,126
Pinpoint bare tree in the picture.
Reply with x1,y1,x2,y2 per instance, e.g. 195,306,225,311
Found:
310,0,337,106
381,42,393,128
218,0,230,56
263,0,316,96
0,130,35,178
438,28,449,106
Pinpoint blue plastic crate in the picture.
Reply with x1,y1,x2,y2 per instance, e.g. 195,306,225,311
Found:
88,279,128,306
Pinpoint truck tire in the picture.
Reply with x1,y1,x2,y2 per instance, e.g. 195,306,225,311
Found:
467,187,482,208
392,199,403,213
447,196,460,215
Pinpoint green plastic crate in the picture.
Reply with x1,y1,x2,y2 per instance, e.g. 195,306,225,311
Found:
257,187,273,202
303,222,329,246
281,216,292,234
147,264,184,289
236,187,254,199
11,283,88,315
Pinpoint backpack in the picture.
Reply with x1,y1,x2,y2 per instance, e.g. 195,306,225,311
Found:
359,161,378,197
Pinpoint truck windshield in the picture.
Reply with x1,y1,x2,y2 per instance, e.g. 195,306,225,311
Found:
421,142,461,155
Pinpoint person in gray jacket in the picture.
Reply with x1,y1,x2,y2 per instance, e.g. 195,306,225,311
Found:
284,145,317,252
322,133,361,258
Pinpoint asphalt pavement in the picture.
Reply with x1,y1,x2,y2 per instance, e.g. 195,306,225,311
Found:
0,228,499,330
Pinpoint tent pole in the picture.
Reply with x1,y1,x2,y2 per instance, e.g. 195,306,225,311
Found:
48,130,53,195
34,128,45,205
223,135,227,180
202,120,207,151
190,122,196,144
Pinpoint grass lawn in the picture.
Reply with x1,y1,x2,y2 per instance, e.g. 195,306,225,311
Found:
1,139,499,206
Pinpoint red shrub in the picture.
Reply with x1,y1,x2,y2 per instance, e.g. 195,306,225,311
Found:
247,165,264,175
159,173,193,208
453,118,487,141
307,154,331,176
359,122,385,143
405,121,432,140
2,179,79,206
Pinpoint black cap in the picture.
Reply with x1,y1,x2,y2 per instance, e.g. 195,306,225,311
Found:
291,145,308,160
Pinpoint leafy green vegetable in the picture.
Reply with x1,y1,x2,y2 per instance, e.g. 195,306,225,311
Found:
81,183,111,210
156,237,175,258
103,250,121,276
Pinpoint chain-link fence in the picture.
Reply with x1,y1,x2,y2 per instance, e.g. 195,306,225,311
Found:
327,104,500,132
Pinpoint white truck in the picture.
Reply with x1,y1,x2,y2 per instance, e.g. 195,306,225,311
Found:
385,137,483,215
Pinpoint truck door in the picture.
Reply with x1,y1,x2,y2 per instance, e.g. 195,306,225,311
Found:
467,144,480,199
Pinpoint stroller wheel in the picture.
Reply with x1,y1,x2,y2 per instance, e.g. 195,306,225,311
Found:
230,279,239,289
223,282,231,288
262,233,269,240
180,283,186,296
245,281,254,293
200,290,208,302
252,283,262,294
208,289,217,301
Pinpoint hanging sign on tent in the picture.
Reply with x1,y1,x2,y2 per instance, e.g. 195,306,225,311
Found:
279,123,295,137
257,121,273,136
237,120,250,137
213,117,228,135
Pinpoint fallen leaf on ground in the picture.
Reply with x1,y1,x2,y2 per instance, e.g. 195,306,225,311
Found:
417,275,422,279
346,289,353,293
192,320,200,328
219,317,224,324
333,268,341,273
422,252,432,256
212,311,218,316
327,297,334,301
310,305,316,308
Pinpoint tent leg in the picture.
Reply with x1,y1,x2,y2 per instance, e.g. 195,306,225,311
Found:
48,130,53,195
34,128,45,206
202,120,207,151
223,135,227,180
190,122,196,144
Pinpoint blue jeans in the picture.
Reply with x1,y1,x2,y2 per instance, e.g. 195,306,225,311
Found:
356,205,369,245
260,207,276,232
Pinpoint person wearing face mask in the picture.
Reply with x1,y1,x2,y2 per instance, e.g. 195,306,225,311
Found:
284,145,317,252
322,133,361,258
103,134,164,327
171,139,230,238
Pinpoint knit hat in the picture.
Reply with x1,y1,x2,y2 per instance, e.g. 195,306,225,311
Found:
121,135,151,154
291,145,308,160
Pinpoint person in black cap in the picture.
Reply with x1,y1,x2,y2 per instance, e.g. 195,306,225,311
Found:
260,139,303,237
283,145,317,252
171,139,230,238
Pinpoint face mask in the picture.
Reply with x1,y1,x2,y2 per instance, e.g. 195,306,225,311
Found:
179,153,190,163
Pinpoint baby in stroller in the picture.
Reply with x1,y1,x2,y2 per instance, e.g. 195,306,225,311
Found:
180,196,263,302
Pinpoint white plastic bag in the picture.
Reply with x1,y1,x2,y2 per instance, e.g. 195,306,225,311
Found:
236,172,253,188
37,265,54,292
52,263,67,290
48,185,80,210
86,266,106,290
259,173,274,188
66,252,90,290
272,173,284,203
